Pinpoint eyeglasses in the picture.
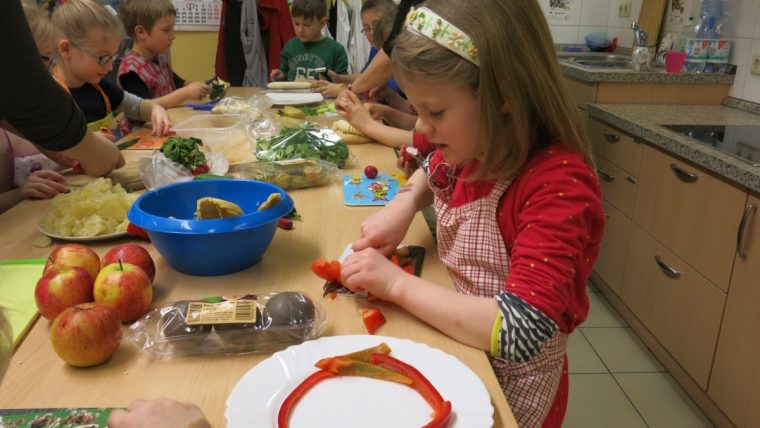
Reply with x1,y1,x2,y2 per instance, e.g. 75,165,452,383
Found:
70,41,119,65
361,27,374,34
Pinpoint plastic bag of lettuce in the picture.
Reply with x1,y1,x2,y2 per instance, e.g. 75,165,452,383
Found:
255,123,350,168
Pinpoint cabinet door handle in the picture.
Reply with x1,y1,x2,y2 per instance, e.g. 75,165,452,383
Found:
597,169,615,182
654,255,681,278
602,131,620,143
736,203,758,259
669,163,698,182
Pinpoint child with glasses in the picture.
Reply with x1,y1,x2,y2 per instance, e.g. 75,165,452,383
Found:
339,1,605,426
117,0,211,114
50,0,171,138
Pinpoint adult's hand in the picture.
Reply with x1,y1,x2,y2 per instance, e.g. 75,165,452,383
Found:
107,398,211,428
63,131,124,177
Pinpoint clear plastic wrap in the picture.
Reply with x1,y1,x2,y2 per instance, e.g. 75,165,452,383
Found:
126,292,326,360
139,150,229,189
255,123,351,168
211,95,278,137
226,159,340,190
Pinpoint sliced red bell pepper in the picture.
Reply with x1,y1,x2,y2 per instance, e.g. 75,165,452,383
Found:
191,163,210,175
71,161,85,174
278,218,294,230
370,353,451,426
403,264,414,274
315,343,392,369
390,254,401,266
320,356,412,385
277,369,336,428
360,307,385,335
310,257,341,283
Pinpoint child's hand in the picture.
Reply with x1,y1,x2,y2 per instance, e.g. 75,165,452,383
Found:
340,247,408,301
270,69,284,81
396,144,420,178
327,69,349,83
335,91,374,133
108,399,210,428
365,103,388,121
184,81,211,101
150,104,172,136
316,82,347,98
19,170,69,199
352,202,415,256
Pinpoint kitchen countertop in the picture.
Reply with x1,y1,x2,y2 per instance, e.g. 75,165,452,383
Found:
587,103,760,193
560,61,735,85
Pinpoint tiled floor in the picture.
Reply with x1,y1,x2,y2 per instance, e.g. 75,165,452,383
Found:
563,283,715,428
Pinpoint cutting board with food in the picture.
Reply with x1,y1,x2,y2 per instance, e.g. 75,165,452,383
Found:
65,160,143,191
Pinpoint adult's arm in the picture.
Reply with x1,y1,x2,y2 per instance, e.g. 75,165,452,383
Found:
348,48,392,95
0,0,123,175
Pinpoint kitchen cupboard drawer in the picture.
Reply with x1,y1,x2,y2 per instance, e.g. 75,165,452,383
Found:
633,145,746,292
596,156,637,218
709,195,760,427
594,201,632,296
621,224,725,389
589,118,642,176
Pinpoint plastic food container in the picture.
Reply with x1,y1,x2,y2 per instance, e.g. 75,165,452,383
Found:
172,114,249,147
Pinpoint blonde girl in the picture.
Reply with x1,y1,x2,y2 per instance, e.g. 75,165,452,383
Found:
339,0,605,426
51,0,171,137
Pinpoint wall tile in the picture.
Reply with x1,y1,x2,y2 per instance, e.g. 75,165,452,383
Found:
741,38,760,103
755,0,760,38
729,37,753,98
540,0,583,26
551,25,581,44
581,0,611,26
724,0,760,38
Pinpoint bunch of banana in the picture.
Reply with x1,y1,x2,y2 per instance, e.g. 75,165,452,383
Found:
278,106,306,119
332,120,372,145
195,197,244,219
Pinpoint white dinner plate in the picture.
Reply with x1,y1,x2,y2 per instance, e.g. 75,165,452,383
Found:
226,335,494,428
38,226,127,242
265,92,324,106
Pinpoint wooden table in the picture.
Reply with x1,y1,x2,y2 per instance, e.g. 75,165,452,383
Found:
0,89,515,427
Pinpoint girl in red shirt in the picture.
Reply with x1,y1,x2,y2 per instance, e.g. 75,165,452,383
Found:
338,1,605,426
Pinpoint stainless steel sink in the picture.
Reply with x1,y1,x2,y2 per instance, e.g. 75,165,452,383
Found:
556,51,633,69
572,59,633,68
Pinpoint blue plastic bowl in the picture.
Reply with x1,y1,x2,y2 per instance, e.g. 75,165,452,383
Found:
127,179,294,276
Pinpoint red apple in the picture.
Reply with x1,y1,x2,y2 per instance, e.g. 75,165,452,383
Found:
50,302,122,367
93,262,152,323
44,244,100,282
101,244,156,283
34,267,94,320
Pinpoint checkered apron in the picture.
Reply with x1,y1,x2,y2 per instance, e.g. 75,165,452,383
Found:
430,169,568,428
118,52,177,133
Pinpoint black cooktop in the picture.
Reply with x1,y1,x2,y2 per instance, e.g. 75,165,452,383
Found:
663,124,760,167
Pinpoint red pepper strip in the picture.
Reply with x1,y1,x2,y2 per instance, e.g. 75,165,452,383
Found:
390,254,401,266
277,369,336,428
322,356,412,385
370,353,448,419
360,307,385,335
424,400,452,428
315,343,392,369
71,161,85,174
402,265,414,274
278,218,294,230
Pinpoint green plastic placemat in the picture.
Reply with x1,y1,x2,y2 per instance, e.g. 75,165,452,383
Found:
0,259,45,348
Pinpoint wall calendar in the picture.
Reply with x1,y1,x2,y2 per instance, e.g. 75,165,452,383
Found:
172,0,222,29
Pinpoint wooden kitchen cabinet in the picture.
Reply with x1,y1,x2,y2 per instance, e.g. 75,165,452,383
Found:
621,224,726,389
596,156,637,218
595,201,632,295
709,194,760,427
633,145,746,292
589,118,642,176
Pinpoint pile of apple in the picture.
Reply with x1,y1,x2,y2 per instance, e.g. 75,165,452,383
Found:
34,243,155,367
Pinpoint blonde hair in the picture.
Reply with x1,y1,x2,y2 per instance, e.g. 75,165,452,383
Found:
22,0,60,51
51,0,125,45
392,0,593,180
120,0,177,39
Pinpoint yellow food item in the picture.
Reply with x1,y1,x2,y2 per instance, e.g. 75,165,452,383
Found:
258,193,281,211
279,106,306,119
39,178,137,237
332,120,364,136
195,197,244,219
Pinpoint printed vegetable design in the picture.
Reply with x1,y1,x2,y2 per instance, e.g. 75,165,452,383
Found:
159,137,209,175
277,343,452,428
256,124,350,168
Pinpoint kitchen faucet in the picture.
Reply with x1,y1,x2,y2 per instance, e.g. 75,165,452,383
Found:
631,22,650,71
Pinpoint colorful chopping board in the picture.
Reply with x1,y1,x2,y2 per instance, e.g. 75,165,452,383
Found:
343,173,400,206
0,259,44,348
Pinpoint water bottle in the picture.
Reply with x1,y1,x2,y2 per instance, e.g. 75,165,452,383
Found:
684,15,707,72
705,0,731,73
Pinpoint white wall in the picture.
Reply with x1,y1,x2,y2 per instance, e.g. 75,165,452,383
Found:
541,0,644,49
